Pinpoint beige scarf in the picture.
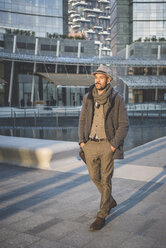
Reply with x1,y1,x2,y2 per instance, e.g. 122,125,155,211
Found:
92,84,111,115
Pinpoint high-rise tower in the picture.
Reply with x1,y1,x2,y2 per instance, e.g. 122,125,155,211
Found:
68,0,111,56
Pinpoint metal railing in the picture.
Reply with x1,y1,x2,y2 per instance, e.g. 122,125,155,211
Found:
0,106,82,118
0,104,166,119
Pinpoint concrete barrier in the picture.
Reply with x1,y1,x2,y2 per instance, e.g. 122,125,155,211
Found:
0,135,81,170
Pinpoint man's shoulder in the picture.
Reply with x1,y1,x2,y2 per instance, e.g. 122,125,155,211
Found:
83,87,93,101
111,89,126,107
83,92,89,101
111,88,123,100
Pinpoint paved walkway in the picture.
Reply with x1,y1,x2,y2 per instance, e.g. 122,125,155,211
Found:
0,136,166,248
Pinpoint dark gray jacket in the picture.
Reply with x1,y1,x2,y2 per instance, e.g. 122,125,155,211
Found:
78,85,129,159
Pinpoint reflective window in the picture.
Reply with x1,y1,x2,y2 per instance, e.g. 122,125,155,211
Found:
132,1,166,41
0,0,64,37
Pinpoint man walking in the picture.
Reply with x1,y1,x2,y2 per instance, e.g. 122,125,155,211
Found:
78,65,129,231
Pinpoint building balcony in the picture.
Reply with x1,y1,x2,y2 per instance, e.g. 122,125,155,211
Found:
87,14,96,18
97,0,110,3
98,31,110,35
87,29,96,34
70,13,80,19
98,15,110,20
105,38,111,41
68,10,76,14
94,26,103,30
83,8,102,13
69,0,76,3
95,40,102,45
72,1,88,7
102,46,111,51
71,24,80,29
75,17,90,23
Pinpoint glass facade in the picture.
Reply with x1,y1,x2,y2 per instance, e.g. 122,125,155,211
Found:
0,0,66,37
132,0,166,41
110,0,166,54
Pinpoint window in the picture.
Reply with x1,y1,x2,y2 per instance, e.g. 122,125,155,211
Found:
17,42,26,49
50,45,56,51
64,46,84,53
161,47,166,54
151,48,157,54
17,42,35,50
27,43,35,49
41,44,57,51
65,46,77,52
41,44,50,51
0,41,4,47
130,49,134,56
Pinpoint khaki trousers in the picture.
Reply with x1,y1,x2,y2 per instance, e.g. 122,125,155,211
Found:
83,139,114,218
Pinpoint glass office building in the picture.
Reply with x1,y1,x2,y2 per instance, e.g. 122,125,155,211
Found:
133,0,166,41
110,0,166,55
0,0,68,37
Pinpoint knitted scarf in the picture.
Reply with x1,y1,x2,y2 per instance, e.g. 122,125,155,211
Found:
92,84,111,115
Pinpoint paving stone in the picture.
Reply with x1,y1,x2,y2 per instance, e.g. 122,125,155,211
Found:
120,234,157,248
106,212,149,234
57,223,95,248
8,213,56,232
0,206,21,221
74,214,91,223
83,230,131,248
0,210,33,226
27,216,62,235
0,232,40,248
0,227,18,242
27,238,78,248
36,220,84,241
141,218,166,245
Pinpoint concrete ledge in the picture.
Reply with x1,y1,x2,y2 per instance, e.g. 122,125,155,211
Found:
0,135,80,170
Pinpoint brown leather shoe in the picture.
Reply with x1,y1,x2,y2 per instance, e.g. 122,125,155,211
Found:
90,217,105,231
108,199,117,214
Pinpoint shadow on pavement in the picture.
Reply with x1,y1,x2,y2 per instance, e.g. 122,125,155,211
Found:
0,164,90,221
106,168,166,226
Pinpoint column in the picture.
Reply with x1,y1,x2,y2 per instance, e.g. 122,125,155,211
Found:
123,84,127,103
77,42,81,58
124,44,129,102
157,45,161,75
74,87,78,106
125,44,129,60
66,87,70,106
8,35,17,106
31,37,39,105
56,40,60,57
76,42,81,74
155,88,158,102
99,43,102,59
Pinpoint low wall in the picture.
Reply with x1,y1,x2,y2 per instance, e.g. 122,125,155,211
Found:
0,135,81,170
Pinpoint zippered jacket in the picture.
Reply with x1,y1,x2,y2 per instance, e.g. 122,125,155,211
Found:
78,85,129,159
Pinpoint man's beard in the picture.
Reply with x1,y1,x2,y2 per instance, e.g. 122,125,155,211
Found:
96,82,107,91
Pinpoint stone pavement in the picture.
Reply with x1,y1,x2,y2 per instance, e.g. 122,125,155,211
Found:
0,136,166,248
